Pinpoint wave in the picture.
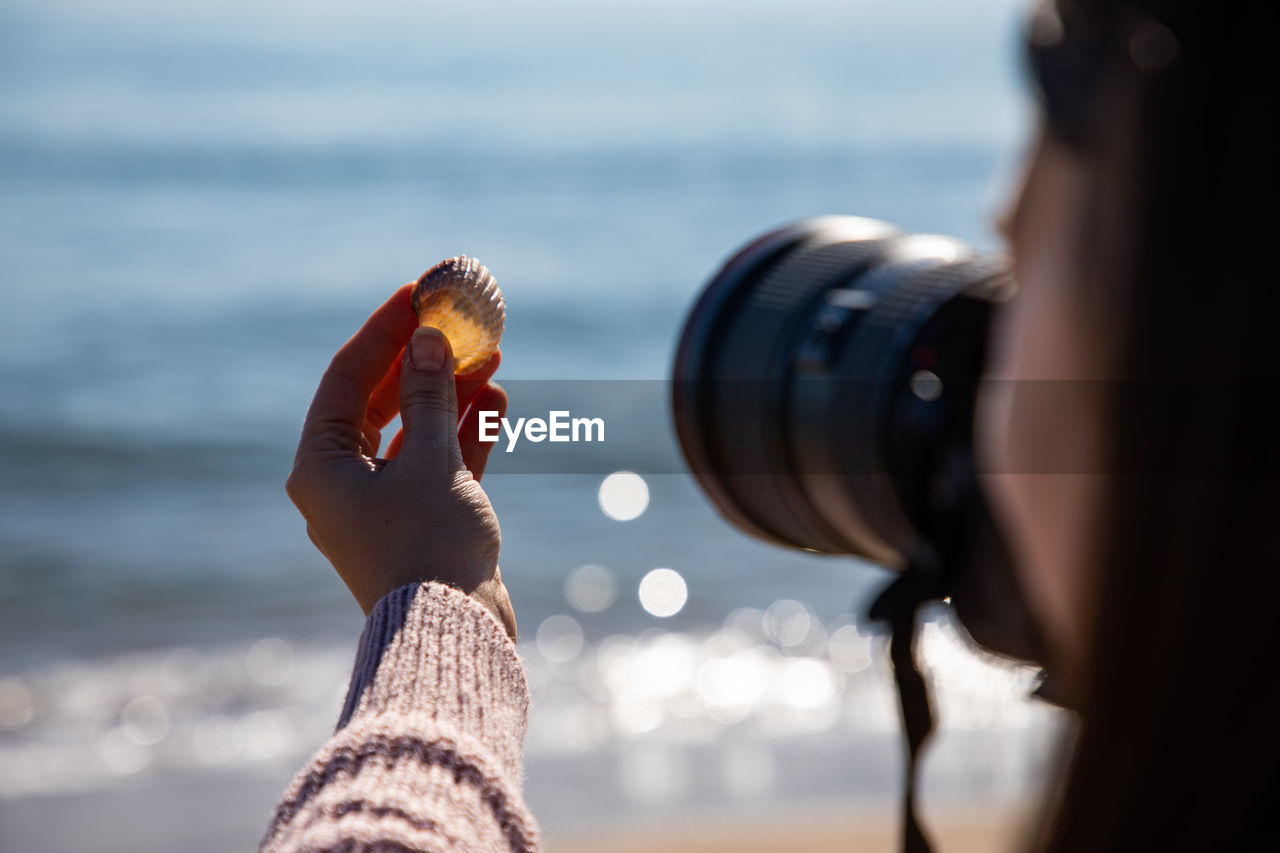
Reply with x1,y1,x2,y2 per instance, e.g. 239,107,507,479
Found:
0,607,1062,802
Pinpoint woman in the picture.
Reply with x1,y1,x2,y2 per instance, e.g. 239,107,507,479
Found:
982,0,1278,849
261,0,1278,850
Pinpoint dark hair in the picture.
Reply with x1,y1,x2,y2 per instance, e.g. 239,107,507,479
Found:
1024,1,1279,850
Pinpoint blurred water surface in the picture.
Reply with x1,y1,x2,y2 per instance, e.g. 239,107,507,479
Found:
0,0,1063,849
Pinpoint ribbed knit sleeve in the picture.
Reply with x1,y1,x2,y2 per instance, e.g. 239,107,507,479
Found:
260,582,540,853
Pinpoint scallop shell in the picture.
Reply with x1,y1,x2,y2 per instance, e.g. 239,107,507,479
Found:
410,256,505,374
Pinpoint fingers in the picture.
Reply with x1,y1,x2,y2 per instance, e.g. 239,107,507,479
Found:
364,344,408,431
397,327,465,474
383,376,503,467
385,376,504,471
301,284,417,452
459,382,507,481
457,350,501,412
365,347,500,453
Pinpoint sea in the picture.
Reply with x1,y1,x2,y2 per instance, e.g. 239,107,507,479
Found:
0,1,1065,850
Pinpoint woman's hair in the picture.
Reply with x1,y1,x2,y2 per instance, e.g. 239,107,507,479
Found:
1027,1,1279,850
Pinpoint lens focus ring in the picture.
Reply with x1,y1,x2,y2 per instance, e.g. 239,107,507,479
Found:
704,230,892,551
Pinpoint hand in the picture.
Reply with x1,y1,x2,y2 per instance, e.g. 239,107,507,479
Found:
285,284,516,639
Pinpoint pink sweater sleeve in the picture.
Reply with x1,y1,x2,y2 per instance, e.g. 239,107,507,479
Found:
259,582,540,852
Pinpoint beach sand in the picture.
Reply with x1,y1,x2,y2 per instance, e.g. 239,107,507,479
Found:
550,805,1035,853
0,763,1033,853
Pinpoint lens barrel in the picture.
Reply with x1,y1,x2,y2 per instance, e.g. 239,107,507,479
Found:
672,216,1012,567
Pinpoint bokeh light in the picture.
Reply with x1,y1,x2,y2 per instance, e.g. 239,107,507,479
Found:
763,599,811,648
564,564,618,613
597,471,650,521
638,568,687,618
536,615,585,663
119,696,169,746
827,623,874,673
245,638,295,688
776,658,838,709
696,650,770,723
0,678,34,729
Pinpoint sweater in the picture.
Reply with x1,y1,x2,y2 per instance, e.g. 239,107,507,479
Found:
259,582,540,852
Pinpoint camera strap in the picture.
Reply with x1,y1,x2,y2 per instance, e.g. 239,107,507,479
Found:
868,543,946,853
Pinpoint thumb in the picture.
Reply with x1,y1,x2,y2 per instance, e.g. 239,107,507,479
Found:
399,326,464,473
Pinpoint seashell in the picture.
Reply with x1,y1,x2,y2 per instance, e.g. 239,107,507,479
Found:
410,256,506,374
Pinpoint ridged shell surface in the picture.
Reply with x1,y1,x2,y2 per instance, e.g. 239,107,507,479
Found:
410,256,505,374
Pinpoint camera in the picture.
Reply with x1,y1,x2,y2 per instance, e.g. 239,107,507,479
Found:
672,215,1043,666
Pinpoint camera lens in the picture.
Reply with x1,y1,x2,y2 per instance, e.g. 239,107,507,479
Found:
672,216,1012,568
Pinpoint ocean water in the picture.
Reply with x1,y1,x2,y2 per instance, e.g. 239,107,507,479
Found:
0,0,1065,849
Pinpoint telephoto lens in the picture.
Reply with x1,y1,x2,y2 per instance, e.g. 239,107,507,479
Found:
672,216,1042,665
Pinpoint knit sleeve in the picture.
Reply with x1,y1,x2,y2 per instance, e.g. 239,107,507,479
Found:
259,582,540,853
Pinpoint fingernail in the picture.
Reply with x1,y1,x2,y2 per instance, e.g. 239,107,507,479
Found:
410,328,446,371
